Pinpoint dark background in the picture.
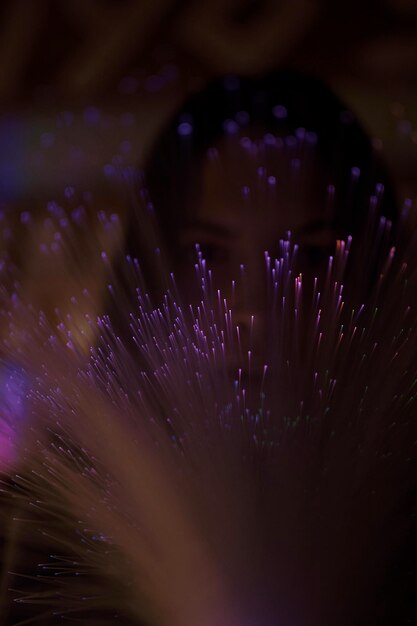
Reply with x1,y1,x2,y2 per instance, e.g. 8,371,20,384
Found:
0,0,416,200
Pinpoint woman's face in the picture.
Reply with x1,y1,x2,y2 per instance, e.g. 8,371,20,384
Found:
172,132,340,376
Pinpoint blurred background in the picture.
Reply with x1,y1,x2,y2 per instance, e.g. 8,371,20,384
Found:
1,4,417,623
0,0,416,322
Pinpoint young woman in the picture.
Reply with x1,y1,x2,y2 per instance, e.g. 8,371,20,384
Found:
121,70,397,379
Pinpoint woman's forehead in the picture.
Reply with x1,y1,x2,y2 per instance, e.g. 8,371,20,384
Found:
190,131,328,234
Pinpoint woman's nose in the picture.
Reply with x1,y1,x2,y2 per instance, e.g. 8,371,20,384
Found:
232,255,268,365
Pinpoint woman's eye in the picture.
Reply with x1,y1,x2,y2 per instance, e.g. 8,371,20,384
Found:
179,242,229,265
199,243,229,263
299,244,333,269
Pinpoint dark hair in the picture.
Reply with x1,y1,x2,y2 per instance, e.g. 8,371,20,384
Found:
139,70,396,256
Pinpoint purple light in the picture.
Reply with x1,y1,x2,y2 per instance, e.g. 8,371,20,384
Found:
223,119,239,134
295,127,306,140
83,106,101,126
306,131,318,145
177,122,193,137
239,137,252,149
263,133,276,145
20,211,31,224
40,132,55,148
47,200,59,215
71,206,86,222
64,186,75,200
103,164,116,177
272,105,287,120
0,363,28,471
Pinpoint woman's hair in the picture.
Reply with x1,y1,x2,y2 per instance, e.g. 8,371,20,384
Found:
115,69,398,312
139,70,396,255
